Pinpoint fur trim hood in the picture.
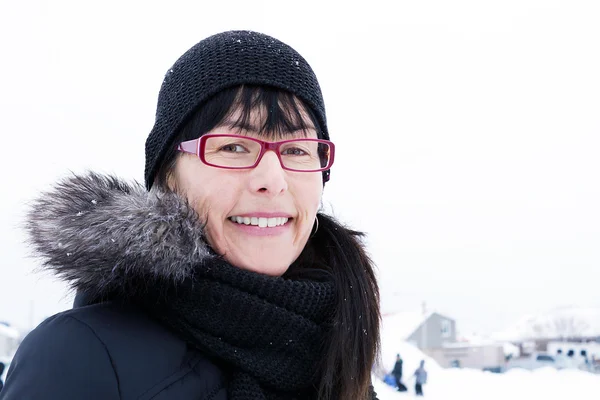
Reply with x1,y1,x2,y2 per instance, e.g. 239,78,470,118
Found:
25,172,216,299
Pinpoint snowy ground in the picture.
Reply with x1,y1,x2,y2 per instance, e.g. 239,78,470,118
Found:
374,341,600,400
374,366,600,400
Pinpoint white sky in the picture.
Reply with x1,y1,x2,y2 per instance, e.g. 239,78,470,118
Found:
0,0,599,335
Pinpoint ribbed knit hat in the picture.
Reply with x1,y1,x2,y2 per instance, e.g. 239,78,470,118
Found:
144,30,329,189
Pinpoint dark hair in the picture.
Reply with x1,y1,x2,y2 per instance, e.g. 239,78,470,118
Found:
154,85,380,399
288,213,380,400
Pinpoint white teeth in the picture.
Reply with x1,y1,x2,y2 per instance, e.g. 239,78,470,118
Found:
230,216,289,228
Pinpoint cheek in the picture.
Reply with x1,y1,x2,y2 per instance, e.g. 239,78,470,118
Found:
189,180,239,225
308,176,324,209
182,178,238,257
173,159,238,220
294,176,323,216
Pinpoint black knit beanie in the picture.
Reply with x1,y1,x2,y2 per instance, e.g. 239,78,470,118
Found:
144,30,329,190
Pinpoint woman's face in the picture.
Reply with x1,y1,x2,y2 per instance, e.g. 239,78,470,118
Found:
170,106,323,276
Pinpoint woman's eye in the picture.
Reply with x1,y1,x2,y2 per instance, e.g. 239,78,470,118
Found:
282,147,308,156
220,143,247,153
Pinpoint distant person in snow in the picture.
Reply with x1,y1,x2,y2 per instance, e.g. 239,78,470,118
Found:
413,359,428,396
391,354,406,391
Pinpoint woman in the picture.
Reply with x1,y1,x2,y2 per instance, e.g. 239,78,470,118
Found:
1,30,380,399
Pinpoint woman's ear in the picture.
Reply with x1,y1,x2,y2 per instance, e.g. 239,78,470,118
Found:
166,169,178,193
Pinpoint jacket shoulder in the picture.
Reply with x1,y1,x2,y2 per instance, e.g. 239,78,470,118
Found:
68,302,227,399
1,309,120,399
2,302,227,400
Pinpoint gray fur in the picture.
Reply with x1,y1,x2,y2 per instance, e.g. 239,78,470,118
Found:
25,172,214,297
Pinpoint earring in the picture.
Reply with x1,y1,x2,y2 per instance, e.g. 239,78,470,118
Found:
310,216,319,238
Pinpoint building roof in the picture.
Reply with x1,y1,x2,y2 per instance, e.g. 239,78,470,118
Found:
382,310,445,339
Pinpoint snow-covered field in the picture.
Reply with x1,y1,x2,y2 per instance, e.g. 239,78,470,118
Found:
374,366,600,400
375,338,600,399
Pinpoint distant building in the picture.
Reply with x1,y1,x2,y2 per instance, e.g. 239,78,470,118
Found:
409,312,457,349
381,311,457,350
382,311,506,371
491,306,600,356
547,341,600,360
426,342,506,371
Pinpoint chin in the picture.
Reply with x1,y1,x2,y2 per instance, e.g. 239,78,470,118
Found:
234,258,291,277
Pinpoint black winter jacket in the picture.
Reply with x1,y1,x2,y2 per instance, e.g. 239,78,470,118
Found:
0,301,227,400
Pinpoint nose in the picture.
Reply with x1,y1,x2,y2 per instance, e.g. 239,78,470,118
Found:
248,150,288,197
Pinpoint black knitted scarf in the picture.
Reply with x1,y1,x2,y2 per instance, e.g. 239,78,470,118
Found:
25,173,377,399
145,258,336,399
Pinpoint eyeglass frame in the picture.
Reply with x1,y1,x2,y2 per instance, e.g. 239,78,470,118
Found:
177,134,335,179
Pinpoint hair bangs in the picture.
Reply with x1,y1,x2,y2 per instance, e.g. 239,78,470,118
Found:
225,85,321,140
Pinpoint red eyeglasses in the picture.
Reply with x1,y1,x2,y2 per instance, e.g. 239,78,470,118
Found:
177,134,335,175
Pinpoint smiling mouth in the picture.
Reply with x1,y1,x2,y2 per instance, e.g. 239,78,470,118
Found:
228,216,290,228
